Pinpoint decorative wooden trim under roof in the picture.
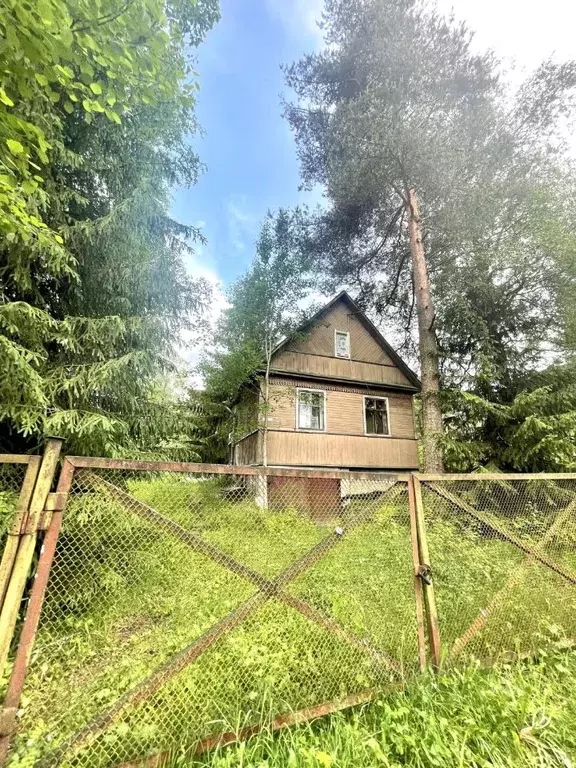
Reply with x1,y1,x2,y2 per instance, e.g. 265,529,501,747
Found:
271,290,421,391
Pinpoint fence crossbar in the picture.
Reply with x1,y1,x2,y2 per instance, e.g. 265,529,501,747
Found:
54,473,405,764
427,482,576,586
450,494,576,659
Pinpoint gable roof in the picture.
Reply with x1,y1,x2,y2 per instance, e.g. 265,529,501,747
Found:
272,290,421,390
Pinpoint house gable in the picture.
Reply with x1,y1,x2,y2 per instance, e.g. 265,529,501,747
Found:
270,292,420,391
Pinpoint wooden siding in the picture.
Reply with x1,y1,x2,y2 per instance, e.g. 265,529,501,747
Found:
267,431,418,469
234,387,259,440
267,380,416,439
272,298,414,388
281,300,392,363
234,431,259,465
271,351,412,387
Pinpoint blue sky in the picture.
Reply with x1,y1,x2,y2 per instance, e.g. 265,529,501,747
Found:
172,0,324,296
174,0,576,313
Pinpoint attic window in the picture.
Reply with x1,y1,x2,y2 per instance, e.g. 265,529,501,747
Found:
334,330,350,359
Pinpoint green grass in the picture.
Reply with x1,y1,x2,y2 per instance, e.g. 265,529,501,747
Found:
3,474,576,767
176,646,576,768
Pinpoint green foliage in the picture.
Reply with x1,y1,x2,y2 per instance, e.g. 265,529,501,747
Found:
283,0,576,471
0,0,220,456
181,648,576,767
0,0,217,253
197,209,315,461
443,362,576,472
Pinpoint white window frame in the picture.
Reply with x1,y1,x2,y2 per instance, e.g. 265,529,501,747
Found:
295,388,327,432
363,395,391,437
334,330,351,359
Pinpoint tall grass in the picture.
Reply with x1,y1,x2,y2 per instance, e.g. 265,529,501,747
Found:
180,646,576,768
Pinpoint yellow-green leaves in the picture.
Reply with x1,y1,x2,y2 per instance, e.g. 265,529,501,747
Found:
89,82,102,95
6,139,25,155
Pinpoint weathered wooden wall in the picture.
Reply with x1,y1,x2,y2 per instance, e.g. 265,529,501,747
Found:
273,301,414,388
234,431,259,465
267,378,416,439
266,430,418,468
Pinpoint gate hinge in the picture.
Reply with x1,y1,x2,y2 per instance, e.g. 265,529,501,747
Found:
0,707,17,737
417,564,432,585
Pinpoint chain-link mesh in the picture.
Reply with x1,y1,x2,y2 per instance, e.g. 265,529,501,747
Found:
10,466,418,767
420,477,576,665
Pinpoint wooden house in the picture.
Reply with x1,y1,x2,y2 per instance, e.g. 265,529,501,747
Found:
233,291,420,476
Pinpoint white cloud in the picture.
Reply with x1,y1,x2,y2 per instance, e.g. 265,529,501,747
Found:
265,0,324,47
226,196,259,253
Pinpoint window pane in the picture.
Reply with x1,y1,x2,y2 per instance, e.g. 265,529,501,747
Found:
298,391,324,430
365,398,389,434
335,332,349,357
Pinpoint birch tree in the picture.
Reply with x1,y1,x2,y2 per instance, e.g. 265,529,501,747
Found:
200,209,313,465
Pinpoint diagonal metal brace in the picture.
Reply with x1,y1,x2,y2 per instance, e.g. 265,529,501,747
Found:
48,473,403,765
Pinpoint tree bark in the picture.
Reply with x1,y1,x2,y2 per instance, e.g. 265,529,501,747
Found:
262,339,271,468
406,188,444,473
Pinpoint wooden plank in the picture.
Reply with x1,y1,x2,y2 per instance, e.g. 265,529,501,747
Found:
407,477,427,671
0,456,35,465
0,440,62,679
412,477,442,668
427,482,576,586
0,456,40,609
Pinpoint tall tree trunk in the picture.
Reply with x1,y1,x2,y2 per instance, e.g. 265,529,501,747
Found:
262,340,271,468
406,188,444,473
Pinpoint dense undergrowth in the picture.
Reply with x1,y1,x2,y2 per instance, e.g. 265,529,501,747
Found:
2,474,575,766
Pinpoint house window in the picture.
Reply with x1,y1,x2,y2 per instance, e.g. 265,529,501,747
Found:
297,389,326,431
335,330,350,358
364,396,390,436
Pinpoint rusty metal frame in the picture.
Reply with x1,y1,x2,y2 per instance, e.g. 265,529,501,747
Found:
450,493,576,660
115,685,392,768
46,470,409,763
0,456,421,767
407,477,427,671
427,481,576,585
67,455,411,482
0,452,70,763
418,475,576,665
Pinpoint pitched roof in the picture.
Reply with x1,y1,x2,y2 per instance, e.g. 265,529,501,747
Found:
272,290,421,390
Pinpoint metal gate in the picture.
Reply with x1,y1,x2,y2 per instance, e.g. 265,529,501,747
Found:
1,457,424,767
3,454,576,767
416,473,576,665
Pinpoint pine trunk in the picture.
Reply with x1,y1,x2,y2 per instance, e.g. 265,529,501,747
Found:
406,188,444,473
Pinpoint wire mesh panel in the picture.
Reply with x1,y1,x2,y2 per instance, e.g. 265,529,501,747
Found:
419,476,576,665
8,463,419,767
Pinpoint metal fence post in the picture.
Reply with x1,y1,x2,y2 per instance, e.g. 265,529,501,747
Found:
0,457,74,765
0,439,63,679
412,475,442,668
